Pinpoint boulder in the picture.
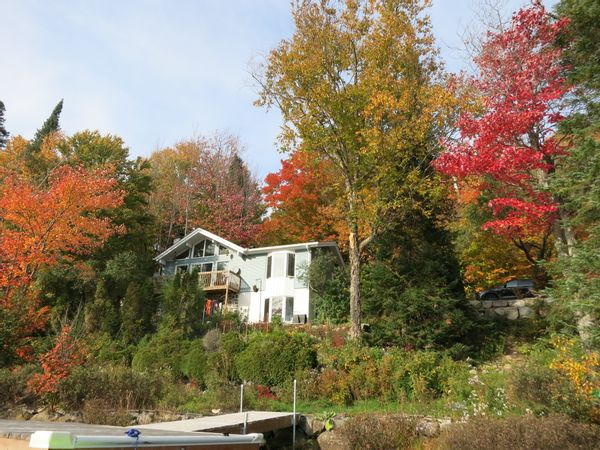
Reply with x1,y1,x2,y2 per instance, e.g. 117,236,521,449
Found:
494,307,519,320
135,411,155,425
30,409,56,422
55,412,82,423
300,415,325,437
416,418,440,437
316,429,351,450
492,300,508,307
518,306,535,318
438,418,452,430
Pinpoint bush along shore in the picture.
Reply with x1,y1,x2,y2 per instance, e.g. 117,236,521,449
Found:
2,316,599,449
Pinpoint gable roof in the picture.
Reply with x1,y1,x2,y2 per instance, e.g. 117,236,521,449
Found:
154,228,245,263
154,227,343,264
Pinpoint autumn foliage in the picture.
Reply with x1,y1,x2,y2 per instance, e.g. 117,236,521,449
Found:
148,134,263,249
0,165,125,289
27,326,87,396
434,4,571,239
260,150,343,245
0,164,125,360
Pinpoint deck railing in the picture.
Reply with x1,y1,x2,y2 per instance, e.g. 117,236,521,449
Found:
198,270,241,292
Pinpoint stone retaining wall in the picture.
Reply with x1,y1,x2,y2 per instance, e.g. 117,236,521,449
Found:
468,297,548,320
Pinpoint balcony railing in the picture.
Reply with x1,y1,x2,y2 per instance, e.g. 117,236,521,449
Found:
198,270,241,292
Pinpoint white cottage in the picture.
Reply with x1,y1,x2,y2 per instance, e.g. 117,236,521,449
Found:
154,228,342,323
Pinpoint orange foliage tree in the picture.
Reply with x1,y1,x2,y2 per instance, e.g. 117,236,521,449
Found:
0,164,125,362
259,150,344,246
27,326,87,397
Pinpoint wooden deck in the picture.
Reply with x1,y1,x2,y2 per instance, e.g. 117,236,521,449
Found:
138,411,298,435
199,271,241,293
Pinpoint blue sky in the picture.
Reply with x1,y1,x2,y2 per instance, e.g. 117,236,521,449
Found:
0,0,557,180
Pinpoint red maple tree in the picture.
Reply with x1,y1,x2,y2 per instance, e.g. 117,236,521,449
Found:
259,150,342,245
0,164,125,360
434,4,571,255
27,326,87,396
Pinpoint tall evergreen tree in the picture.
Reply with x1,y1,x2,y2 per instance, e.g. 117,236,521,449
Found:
120,280,156,345
84,279,120,336
24,100,63,176
547,0,600,345
28,100,63,154
0,101,9,148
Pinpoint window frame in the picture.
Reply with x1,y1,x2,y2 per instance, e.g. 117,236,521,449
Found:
176,264,189,273
287,253,295,278
266,251,296,279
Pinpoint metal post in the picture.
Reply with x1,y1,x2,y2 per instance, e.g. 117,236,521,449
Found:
243,412,248,434
240,383,244,413
292,379,297,449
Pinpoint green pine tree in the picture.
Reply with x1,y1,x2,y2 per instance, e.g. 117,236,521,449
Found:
84,279,119,336
120,279,156,345
24,99,63,177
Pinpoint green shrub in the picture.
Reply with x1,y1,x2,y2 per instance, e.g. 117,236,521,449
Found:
343,414,418,450
202,328,222,353
235,331,317,386
510,341,597,421
84,332,133,365
362,268,475,350
56,364,164,411
388,350,469,400
436,415,600,450
132,320,190,378
306,252,349,324
82,398,131,426
205,331,246,385
314,342,472,404
0,364,38,405
182,339,208,386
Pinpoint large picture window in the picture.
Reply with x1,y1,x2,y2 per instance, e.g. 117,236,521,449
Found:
193,240,221,258
285,297,294,322
271,297,283,320
265,296,295,323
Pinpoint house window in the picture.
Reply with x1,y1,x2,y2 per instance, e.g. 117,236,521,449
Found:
175,248,190,259
271,297,283,320
200,263,213,273
263,298,270,323
176,265,188,273
267,252,295,278
193,240,220,258
285,297,294,322
217,261,228,271
193,240,205,257
218,245,230,256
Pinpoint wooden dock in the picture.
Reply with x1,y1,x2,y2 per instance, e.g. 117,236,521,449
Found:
138,411,298,435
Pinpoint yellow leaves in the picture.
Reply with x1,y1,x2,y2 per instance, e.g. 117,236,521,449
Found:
549,336,600,405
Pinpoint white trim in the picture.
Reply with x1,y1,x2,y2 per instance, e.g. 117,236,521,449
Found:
154,228,245,262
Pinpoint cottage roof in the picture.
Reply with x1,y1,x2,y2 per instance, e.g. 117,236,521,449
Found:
154,227,343,264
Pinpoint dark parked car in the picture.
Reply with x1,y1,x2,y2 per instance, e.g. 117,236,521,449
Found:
478,279,535,300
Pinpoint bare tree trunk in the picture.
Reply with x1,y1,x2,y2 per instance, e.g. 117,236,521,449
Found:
348,225,361,340
552,207,577,257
